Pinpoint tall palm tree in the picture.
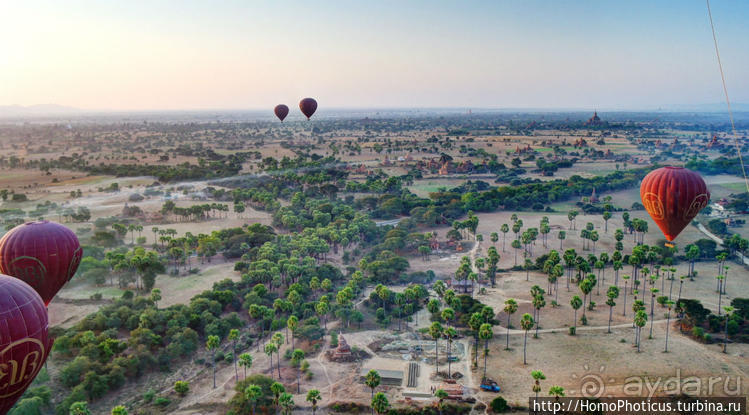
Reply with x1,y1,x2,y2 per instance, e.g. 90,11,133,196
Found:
372,392,390,415
606,286,619,333
468,312,483,368
306,389,322,415
723,306,735,354
532,295,545,338
265,342,277,378
238,353,253,380
229,329,240,381
531,370,546,399
501,223,509,252
503,299,518,350
287,315,299,350
279,392,294,415
430,322,443,377
435,389,448,415
292,349,305,393
270,382,285,415
570,296,582,335
622,275,630,316
206,335,219,389
365,369,381,415
245,385,262,415
664,300,674,352
634,310,647,353
549,386,565,401
520,313,535,365
479,323,493,380
441,308,455,378
272,333,284,378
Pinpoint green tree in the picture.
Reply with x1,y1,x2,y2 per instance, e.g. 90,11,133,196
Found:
371,392,390,415
479,323,493,380
111,406,128,415
520,313,535,364
531,370,546,399
271,382,286,415
69,402,91,415
245,384,263,415
429,322,443,377
174,380,189,397
435,389,449,415
292,349,305,393
229,329,240,381
306,389,322,415
279,392,294,415
503,299,518,350
606,286,619,333
365,370,381,415
570,295,582,335
238,353,253,380
206,335,220,388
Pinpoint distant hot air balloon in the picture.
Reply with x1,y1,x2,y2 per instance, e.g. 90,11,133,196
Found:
0,221,82,305
299,98,318,120
0,275,52,414
640,166,710,242
274,104,289,122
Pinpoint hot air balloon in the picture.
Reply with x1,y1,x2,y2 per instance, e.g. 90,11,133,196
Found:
0,221,82,305
640,166,710,242
274,104,289,122
0,275,52,414
299,98,317,120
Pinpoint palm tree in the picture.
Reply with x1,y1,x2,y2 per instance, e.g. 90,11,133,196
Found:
531,370,546,399
441,307,455,378
511,239,522,265
606,286,619,333
520,313,535,365
549,386,565,401
435,389,448,415
532,294,545,338
500,223,509,252
238,353,253,380
634,310,647,352
468,312,483,368
292,349,305,393
271,382,285,415
365,369,381,415
245,385,263,415
622,275,630,316
664,300,674,352
272,333,284,378
265,342,278,378
570,296,582,335
558,230,566,250
306,389,322,415
716,275,725,315
206,335,220,388
723,306,734,353
229,329,240,381
430,322,443,377
279,392,294,415
372,392,390,415
287,315,299,349
479,323,493,380
503,299,518,350
490,232,499,246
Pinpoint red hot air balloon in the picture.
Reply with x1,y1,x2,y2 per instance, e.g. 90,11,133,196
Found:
0,275,52,414
640,166,710,242
0,221,82,305
299,98,317,120
274,104,289,122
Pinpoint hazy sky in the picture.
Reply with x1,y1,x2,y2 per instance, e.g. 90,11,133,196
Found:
1,0,748,111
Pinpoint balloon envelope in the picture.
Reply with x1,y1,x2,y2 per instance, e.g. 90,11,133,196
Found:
0,275,52,414
640,166,710,241
274,104,289,122
299,98,317,120
0,221,82,305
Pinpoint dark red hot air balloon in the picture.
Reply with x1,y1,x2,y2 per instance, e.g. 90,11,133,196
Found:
299,98,317,120
640,166,710,242
0,275,52,414
0,221,82,305
274,104,289,122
